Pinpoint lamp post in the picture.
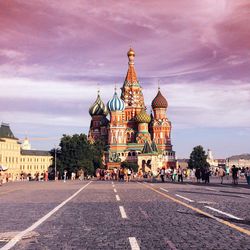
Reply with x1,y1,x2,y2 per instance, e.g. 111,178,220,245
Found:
54,145,57,181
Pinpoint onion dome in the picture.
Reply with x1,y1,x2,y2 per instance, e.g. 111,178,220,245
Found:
89,92,108,116
107,90,125,111
135,110,151,124
151,89,168,109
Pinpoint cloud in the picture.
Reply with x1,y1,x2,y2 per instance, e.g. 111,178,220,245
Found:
0,0,249,156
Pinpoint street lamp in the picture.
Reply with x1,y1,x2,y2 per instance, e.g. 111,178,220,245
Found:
54,145,57,181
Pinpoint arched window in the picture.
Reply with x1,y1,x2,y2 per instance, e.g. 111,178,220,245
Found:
128,152,132,157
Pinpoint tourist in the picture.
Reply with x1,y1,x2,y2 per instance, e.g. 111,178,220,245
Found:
231,165,239,185
245,167,250,185
63,170,67,182
204,167,211,184
190,169,195,182
71,172,76,180
218,167,226,184
177,166,183,182
160,167,165,182
172,168,177,182
44,171,49,181
127,168,132,182
0,172,3,186
195,168,201,182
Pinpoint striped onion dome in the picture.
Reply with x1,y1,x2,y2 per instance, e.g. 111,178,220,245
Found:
89,92,108,116
135,110,151,124
107,90,125,111
151,89,168,109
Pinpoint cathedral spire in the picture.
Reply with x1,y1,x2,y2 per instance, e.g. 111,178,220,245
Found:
125,48,138,84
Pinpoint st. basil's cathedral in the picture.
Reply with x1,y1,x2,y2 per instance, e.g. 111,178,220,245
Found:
88,48,176,174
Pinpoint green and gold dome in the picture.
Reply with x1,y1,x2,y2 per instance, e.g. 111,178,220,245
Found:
89,92,108,116
135,110,151,124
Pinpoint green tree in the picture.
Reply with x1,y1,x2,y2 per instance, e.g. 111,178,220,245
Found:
188,145,209,169
52,134,105,177
121,161,139,172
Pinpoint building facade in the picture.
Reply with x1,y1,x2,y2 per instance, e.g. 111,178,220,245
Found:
88,49,176,173
0,123,52,181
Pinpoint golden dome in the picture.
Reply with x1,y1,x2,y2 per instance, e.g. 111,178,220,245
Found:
127,48,135,57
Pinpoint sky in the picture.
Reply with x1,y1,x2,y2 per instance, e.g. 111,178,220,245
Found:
0,0,250,158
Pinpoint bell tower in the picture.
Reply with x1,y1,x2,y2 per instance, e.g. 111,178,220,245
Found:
121,48,145,138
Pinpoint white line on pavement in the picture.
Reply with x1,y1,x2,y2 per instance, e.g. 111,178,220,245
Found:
240,195,249,199
160,187,169,193
204,206,243,221
1,181,92,250
116,195,121,201
129,237,140,250
119,206,128,219
114,188,117,193
205,187,217,191
175,194,194,202
111,181,114,185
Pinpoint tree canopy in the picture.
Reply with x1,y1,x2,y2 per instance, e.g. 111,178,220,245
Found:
51,134,105,176
188,145,209,169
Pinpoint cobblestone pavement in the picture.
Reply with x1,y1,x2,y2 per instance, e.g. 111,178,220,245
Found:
0,179,249,250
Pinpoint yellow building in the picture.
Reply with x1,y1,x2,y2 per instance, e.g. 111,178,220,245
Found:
0,123,52,181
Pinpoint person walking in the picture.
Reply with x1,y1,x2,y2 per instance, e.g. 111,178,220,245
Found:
0,172,3,186
177,166,183,183
63,170,67,182
160,168,165,182
218,167,226,184
245,167,250,185
231,165,239,185
195,168,201,182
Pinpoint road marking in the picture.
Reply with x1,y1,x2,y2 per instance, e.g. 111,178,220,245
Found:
112,184,115,188
164,238,177,250
129,237,140,250
204,206,243,221
119,206,127,219
175,194,194,202
239,195,249,199
197,201,216,205
0,181,92,250
150,183,154,186
115,195,121,201
205,187,217,191
136,182,142,185
111,181,114,185
114,188,117,193
160,187,169,193
143,183,250,237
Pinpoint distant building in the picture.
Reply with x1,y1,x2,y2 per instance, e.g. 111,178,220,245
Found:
226,154,250,169
21,137,31,150
0,123,52,181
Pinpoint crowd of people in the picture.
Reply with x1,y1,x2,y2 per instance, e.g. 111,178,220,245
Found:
1,165,250,186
